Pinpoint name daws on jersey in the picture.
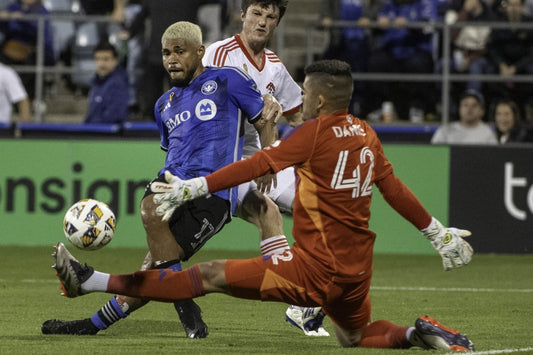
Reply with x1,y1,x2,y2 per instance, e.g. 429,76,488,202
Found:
165,99,217,132
332,124,366,138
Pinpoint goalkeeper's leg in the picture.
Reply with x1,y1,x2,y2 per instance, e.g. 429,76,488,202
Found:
42,255,203,337
326,286,474,350
239,186,329,337
332,317,474,351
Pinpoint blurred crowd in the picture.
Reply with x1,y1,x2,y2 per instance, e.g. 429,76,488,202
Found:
0,0,232,124
320,0,533,126
1,0,533,143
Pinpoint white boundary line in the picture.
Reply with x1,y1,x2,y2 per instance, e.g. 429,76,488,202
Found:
371,286,533,293
444,347,533,354
2,280,532,293
4,280,532,354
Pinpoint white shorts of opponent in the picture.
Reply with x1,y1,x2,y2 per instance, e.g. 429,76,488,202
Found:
236,166,295,215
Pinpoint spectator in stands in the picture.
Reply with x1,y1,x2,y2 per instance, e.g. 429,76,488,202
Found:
486,0,533,123
0,0,54,99
444,0,495,104
79,0,128,41
431,89,498,144
364,0,437,123
108,1,143,118
222,0,243,37
199,0,224,45
126,0,201,120
491,98,532,144
84,40,128,124
320,0,386,116
523,0,533,15
0,59,32,123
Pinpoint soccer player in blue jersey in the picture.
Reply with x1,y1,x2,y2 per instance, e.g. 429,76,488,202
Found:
42,21,282,338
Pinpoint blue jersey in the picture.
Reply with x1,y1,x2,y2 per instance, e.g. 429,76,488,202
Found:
154,66,263,210
339,0,365,41
378,0,436,59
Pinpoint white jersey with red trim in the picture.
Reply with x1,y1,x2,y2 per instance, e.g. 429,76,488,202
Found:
203,34,302,158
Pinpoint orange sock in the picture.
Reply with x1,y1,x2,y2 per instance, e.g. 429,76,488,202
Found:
358,320,411,349
107,265,204,302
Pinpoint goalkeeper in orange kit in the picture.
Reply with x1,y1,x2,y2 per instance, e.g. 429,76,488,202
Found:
52,59,474,351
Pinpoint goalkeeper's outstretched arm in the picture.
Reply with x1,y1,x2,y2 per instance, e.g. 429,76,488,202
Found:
376,173,473,271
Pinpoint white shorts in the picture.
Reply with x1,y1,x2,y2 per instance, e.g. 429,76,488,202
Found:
236,166,295,215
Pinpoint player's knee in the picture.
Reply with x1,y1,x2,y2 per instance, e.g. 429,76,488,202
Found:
140,196,162,230
333,326,361,348
141,196,174,247
242,190,267,217
197,260,228,292
242,190,280,219
333,325,362,348
264,197,281,220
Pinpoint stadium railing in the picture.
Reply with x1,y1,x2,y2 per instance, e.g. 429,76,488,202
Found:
16,122,121,138
12,122,161,139
2,13,533,141
304,20,533,126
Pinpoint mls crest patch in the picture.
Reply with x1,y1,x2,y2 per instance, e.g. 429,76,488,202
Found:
201,80,218,95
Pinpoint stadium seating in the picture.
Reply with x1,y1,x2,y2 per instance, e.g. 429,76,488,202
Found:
0,0,11,10
70,21,98,90
43,0,77,62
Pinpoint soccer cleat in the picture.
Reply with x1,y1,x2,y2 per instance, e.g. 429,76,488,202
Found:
174,299,209,338
41,318,99,335
52,242,94,298
285,305,330,336
410,315,474,352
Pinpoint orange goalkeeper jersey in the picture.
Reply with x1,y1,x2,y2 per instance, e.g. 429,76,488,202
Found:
206,111,431,282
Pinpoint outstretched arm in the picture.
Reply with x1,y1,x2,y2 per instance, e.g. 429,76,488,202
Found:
152,151,277,221
376,173,473,270
375,173,432,229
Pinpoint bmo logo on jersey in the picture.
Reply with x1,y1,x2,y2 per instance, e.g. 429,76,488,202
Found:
166,111,192,131
195,99,217,121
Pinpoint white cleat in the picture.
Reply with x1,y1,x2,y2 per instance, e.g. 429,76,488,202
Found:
52,242,94,298
285,305,330,337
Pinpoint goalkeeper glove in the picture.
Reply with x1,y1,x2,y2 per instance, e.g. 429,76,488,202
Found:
151,171,208,222
421,217,473,271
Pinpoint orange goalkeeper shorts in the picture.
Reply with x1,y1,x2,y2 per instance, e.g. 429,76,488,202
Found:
225,247,372,330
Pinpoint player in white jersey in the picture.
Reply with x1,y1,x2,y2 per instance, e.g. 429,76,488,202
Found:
203,33,299,213
202,0,329,336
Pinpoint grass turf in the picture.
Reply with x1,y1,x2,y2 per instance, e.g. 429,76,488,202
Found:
0,246,532,354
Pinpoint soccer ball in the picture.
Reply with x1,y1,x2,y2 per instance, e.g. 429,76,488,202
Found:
63,199,116,250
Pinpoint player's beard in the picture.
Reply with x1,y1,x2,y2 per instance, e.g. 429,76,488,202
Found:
170,69,195,88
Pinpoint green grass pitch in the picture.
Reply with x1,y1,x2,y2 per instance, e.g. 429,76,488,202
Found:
1,246,532,354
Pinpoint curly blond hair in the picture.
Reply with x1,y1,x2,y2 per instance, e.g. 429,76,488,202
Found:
161,21,202,45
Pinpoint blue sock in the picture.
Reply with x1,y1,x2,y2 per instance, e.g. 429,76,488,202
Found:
90,296,129,330
89,261,183,330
